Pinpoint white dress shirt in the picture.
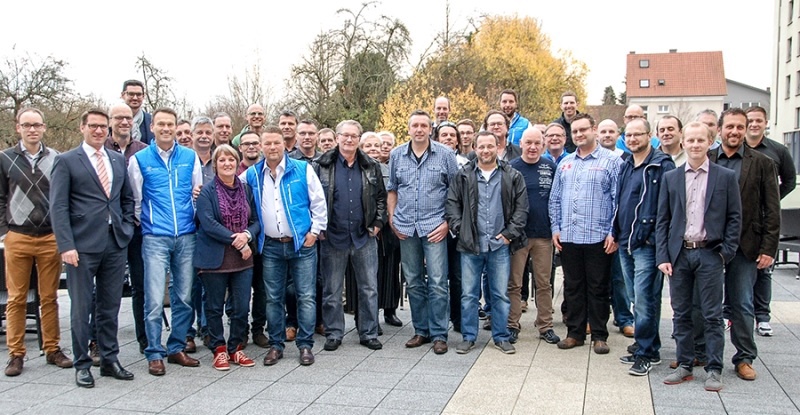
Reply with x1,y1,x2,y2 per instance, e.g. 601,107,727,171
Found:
260,158,327,239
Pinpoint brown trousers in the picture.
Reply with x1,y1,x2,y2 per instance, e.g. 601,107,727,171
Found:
4,231,63,356
507,238,554,332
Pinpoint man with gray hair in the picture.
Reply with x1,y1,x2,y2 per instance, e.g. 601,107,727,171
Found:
315,120,386,351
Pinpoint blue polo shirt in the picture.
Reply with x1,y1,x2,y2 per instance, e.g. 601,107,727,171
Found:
327,154,367,250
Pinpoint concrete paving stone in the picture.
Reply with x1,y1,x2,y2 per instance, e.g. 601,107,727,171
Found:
102,389,187,413
253,381,330,403
299,403,374,414
0,381,23,393
394,373,463,393
315,384,391,407
229,399,308,415
196,378,272,398
15,403,94,415
370,408,441,415
162,391,250,415
49,384,131,408
653,405,727,415
0,382,75,403
0,398,37,414
235,361,297,382
280,368,348,385
353,356,419,373
378,389,452,412
406,359,472,377
86,409,157,415
295,354,365,371
336,370,405,389
720,391,800,414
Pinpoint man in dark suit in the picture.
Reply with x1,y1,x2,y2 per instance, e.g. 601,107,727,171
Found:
51,108,136,388
708,108,780,382
656,121,741,392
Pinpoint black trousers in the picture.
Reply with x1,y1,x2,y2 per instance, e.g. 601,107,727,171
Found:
67,231,127,370
560,242,612,342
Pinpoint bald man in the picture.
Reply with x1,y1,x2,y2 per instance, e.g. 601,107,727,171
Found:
616,105,660,153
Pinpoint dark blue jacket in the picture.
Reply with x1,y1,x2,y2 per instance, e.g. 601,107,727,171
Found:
193,179,260,270
614,147,675,252
139,111,155,145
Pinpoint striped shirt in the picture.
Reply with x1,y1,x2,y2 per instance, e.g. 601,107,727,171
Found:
549,145,622,244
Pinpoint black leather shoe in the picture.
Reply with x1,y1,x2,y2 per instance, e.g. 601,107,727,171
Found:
100,361,134,380
323,338,341,351
76,369,94,388
360,338,383,350
384,314,403,327
378,325,383,336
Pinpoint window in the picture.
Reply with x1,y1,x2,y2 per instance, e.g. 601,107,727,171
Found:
657,79,665,86
741,102,762,109
797,32,800,56
657,105,669,113
791,0,795,24
789,37,794,62
795,107,800,129
724,102,731,111
639,59,649,68
639,79,650,88
797,71,800,95
641,105,649,119
788,75,793,99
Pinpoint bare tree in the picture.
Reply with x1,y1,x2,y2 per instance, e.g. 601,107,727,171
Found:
136,54,179,111
203,61,277,133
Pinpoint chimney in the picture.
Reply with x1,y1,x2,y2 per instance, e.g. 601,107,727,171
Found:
669,49,677,53
629,51,636,54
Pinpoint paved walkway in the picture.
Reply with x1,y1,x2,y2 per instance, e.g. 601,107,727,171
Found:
1,266,800,414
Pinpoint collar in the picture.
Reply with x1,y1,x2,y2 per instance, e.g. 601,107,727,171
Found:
685,158,709,173
19,142,43,156
82,141,107,157
717,143,745,159
156,141,176,157
263,156,286,174
406,139,432,156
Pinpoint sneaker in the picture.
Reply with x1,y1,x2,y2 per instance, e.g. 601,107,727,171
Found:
629,356,652,376
757,322,773,336
494,341,516,354
482,317,492,331
230,345,255,367
478,309,488,320
620,354,661,365
663,367,694,385
509,328,519,344
540,329,560,344
455,341,476,354
212,346,230,371
704,371,723,392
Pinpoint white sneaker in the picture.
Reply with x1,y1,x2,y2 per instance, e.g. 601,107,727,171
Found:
757,322,773,336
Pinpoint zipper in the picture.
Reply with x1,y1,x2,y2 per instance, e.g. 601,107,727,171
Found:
627,162,659,254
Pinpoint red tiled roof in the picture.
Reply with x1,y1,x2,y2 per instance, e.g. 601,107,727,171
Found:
626,51,726,98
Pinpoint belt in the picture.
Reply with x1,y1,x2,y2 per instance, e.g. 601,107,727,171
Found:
269,236,293,243
683,240,707,249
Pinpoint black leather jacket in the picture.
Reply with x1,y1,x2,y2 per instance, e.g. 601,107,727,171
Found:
446,159,529,255
314,147,387,233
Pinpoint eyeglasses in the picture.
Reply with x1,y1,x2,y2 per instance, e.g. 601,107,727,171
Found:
112,116,133,122
125,92,144,98
544,133,565,139
572,127,592,135
338,133,359,141
248,112,265,117
625,132,649,139
487,122,505,128
240,142,260,147
86,124,109,130
19,123,45,130
298,131,317,137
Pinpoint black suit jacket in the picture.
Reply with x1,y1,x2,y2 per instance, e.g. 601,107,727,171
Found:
50,144,135,254
708,146,781,261
655,161,742,266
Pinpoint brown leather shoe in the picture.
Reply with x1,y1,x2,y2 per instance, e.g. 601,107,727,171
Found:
315,323,326,336
669,358,707,369
621,326,634,338
46,348,73,368
148,359,166,376
167,351,200,367
185,337,197,353
592,340,610,354
286,327,297,342
5,355,23,377
432,340,448,355
405,335,432,348
299,348,315,366
253,332,269,348
88,341,100,367
557,337,585,349
263,347,283,366
586,324,591,335
736,362,757,380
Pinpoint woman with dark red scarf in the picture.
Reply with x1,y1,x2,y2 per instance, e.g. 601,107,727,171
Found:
194,145,260,370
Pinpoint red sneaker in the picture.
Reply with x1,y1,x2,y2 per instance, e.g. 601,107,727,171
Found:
230,345,255,367
212,346,230,371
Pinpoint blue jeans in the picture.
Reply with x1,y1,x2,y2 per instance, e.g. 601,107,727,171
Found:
262,240,317,350
461,247,511,343
398,233,449,342
201,269,252,353
725,250,758,365
610,251,634,328
619,245,662,359
142,234,196,361
187,269,207,339
321,238,379,341
669,247,724,373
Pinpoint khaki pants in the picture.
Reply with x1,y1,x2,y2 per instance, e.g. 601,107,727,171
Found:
508,238,554,332
4,231,63,356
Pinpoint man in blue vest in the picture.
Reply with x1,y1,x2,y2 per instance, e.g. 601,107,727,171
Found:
120,80,155,144
128,108,204,376
500,89,530,146
243,125,327,366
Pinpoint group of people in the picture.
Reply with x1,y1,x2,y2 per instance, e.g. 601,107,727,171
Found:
1,82,795,395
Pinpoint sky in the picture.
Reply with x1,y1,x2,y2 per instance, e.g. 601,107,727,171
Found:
0,0,775,112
